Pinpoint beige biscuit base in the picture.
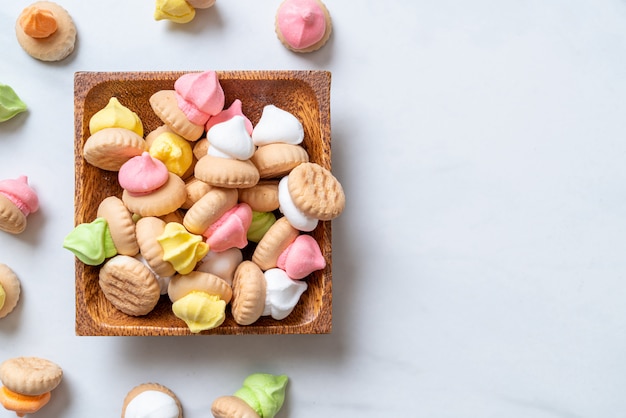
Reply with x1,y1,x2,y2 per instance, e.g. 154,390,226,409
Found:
192,138,209,160
275,0,332,53
231,261,266,326
135,217,176,278
122,383,183,418
99,255,161,316
144,125,174,149
182,177,212,210
287,162,345,221
97,196,139,256
167,271,232,304
0,195,27,235
149,90,205,142
211,395,260,418
194,154,260,189
122,172,187,217
83,127,146,171
0,264,20,318
15,1,77,61
237,180,280,213
182,186,238,235
0,357,62,396
250,143,309,179
251,216,299,271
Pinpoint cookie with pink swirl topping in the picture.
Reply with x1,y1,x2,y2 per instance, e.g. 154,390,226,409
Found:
202,202,253,253
275,0,332,53
174,70,225,126
120,152,186,217
0,176,39,234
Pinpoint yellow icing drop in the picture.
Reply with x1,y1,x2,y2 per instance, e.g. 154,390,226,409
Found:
157,222,209,274
172,291,226,333
89,97,144,136
149,132,193,177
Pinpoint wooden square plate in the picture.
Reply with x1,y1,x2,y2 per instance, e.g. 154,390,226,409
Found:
73,70,332,335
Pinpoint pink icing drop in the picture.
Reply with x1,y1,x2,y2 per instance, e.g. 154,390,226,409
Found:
118,152,169,195
0,175,39,216
203,203,253,252
174,71,225,125
277,234,326,279
205,99,253,135
276,0,326,50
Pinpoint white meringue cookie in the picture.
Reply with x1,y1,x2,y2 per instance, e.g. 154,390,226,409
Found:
207,115,255,160
251,105,304,146
262,268,308,320
195,248,243,286
278,176,318,232
124,390,180,418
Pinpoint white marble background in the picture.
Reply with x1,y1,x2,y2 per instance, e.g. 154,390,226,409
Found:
1,0,626,416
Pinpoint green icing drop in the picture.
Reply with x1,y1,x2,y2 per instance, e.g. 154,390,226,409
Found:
63,217,117,265
247,211,276,243
234,373,288,418
0,84,27,122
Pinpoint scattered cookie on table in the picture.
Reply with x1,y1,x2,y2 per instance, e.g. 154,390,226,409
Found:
0,176,39,235
211,373,288,418
0,264,20,319
15,1,76,61
275,0,332,53
122,382,183,418
0,356,62,417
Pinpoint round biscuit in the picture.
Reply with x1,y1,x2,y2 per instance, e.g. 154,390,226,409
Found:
0,195,27,234
83,127,146,171
182,177,212,210
122,383,183,418
167,271,232,304
0,264,20,318
135,217,176,278
250,143,309,179
237,180,279,212
194,154,260,189
182,186,238,235
15,1,76,61
99,255,161,316
231,261,266,326
287,162,345,221
122,172,187,217
149,90,204,142
97,196,139,256
0,357,62,396
251,216,299,271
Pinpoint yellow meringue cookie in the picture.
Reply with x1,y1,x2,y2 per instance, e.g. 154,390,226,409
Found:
154,0,196,24
89,97,144,136
157,222,209,274
149,132,193,177
172,291,226,333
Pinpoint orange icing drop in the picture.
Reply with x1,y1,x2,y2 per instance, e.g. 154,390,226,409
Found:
19,6,58,39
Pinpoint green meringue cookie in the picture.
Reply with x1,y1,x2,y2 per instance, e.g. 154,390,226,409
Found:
234,373,288,418
247,211,277,243
63,217,117,265
0,84,27,122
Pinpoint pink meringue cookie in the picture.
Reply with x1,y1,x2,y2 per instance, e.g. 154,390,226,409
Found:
205,99,253,135
277,234,325,279
0,175,39,215
276,0,328,50
203,203,253,252
174,71,225,125
118,152,169,196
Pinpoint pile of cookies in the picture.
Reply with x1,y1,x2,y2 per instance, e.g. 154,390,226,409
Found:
65,70,345,333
